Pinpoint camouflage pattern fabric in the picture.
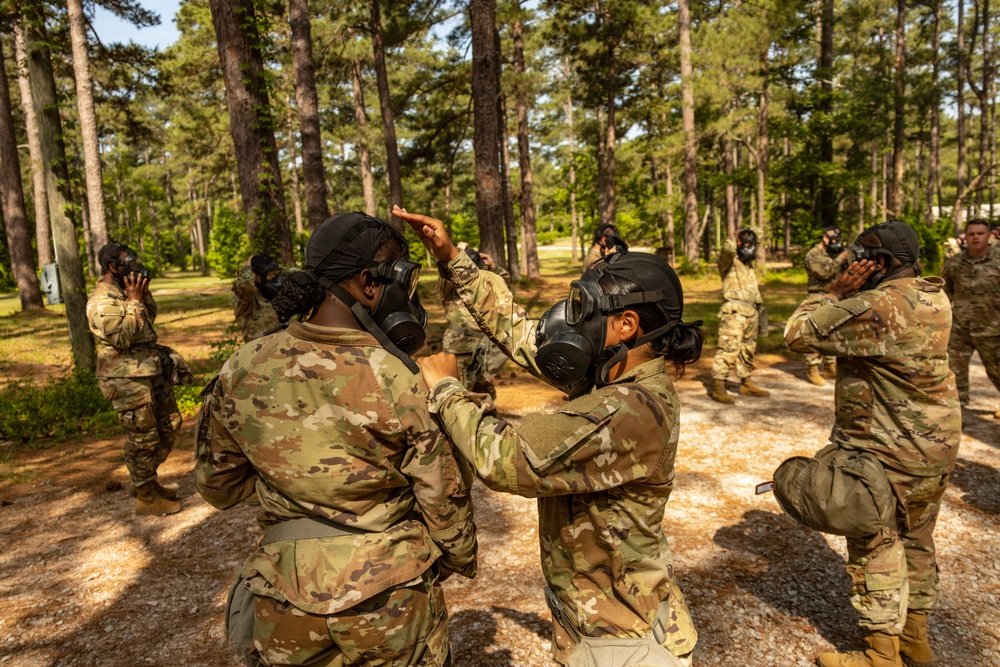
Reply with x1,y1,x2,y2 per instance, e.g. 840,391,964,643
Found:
196,321,477,664
784,276,961,633
232,266,281,343
431,251,698,664
441,267,510,395
88,280,180,488
251,568,449,667
802,243,845,370
712,237,762,380
582,244,608,271
942,245,1000,401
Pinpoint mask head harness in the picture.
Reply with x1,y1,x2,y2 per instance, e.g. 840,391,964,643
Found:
250,254,284,301
99,241,149,286
737,229,757,265
292,212,427,373
849,220,920,290
535,251,699,397
823,226,844,256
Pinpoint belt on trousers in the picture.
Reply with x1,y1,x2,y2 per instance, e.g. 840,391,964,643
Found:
726,299,760,310
544,586,673,646
260,516,370,546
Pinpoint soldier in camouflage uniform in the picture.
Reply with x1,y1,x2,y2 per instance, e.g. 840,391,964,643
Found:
710,229,770,403
582,222,621,271
397,206,702,667
785,221,960,667
801,227,849,385
440,246,509,397
196,213,477,667
232,254,285,343
87,242,182,516
941,218,1000,418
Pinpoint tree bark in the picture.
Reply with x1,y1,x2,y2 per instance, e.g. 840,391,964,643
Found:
565,86,578,262
957,0,967,227
678,0,700,263
889,0,906,216
288,0,330,230
285,101,304,234
512,19,538,279
469,0,506,270
600,57,617,228
927,0,942,220
498,91,520,279
208,0,293,262
13,23,51,268
665,159,676,264
0,36,43,310
723,134,736,237
818,0,835,229
351,58,377,217
23,11,94,369
66,0,108,250
369,0,403,231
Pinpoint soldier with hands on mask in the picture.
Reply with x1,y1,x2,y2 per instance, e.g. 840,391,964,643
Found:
87,242,183,516
583,222,624,271
942,218,1000,417
801,226,849,385
232,253,286,343
784,221,960,667
396,204,703,667
196,213,478,667
710,228,770,403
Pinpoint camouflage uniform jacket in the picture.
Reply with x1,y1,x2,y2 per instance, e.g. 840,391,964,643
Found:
86,281,161,379
784,276,961,478
805,243,846,293
196,321,478,615
232,266,281,343
718,237,762,316
942,244,1000,336
429,251,697,659
441,266,510,354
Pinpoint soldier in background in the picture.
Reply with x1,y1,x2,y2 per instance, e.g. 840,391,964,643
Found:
440,244,510,397
87,242,182,517
942,218,1000,417
196,213,477,667
710,228,770,403
232,254,285,343
785,221,960,667
582,222,622,271
800,226,849,385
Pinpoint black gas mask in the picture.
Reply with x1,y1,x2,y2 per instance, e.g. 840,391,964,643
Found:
848,221,920,291
366,257,427,355
258,274,284,301
251,255,284,301
114,250,149,286
737,230,757,265
824,229,844,256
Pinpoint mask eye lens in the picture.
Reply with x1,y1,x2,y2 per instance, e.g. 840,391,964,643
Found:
568,285,586,325
406,265,419,299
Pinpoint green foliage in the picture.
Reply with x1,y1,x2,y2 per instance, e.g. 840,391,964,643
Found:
0,371,119,446
207,204,251,279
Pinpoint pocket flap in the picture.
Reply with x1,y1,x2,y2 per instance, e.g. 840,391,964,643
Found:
518,392,620,475
809,298,872,337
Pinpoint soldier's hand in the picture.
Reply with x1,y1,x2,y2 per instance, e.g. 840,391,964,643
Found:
393,205,460,263
417,352,460,388
479,252,495,269
829,259,877,300
123,272,148,302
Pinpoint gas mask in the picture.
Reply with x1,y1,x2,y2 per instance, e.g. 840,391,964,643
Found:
114,251,149,286
737,231,757,265
848,221,920,291
825,231,844,256
257,274,284,301
367,257,427,355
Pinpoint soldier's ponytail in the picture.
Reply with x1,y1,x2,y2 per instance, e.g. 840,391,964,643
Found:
272,272,326,323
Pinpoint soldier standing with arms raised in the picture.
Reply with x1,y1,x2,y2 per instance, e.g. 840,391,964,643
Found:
942,218,1000,418
801,226,849,385
785,221,960,667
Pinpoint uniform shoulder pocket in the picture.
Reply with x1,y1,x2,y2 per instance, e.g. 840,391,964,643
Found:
518,392,620,476
809,298,872,337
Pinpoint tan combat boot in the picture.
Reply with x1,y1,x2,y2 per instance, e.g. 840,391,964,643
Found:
135,483,181,516
129,480,179,500
817,632,902,667
807,366,827,386
739,379,771,397
899,611,935,667
710,379,735,404
823,363,837,379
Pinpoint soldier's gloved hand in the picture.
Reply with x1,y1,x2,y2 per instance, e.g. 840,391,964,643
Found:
393,205,460,263
123,272,149,303
829,259,877,300
417,352,460,389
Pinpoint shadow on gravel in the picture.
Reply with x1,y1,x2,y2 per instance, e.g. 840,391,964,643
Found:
449,608,514,666
493,605,550,640
949,457,1000,514
712,509,862,649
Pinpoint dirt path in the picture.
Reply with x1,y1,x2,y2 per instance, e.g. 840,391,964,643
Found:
1,356,998,667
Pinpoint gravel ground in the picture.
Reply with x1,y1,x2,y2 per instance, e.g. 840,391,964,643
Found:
0,354,997,667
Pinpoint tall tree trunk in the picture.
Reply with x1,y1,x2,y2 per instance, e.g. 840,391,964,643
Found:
870,141,878,232
723,135,736,237
499,91,520,279
369,0,403,231
285,101,304,234
927,0,942,220
13,23,51,268
351,58,377,216
565,87,579,262
957,0,967,227
23,11,94,370
288,0,330,231
512,19,538,278
783,138,791,252
164,160,184,271
818,0,836,229
756,62,769,268
208,0,293,262
80,193,97,278
66,0,108,250
973,0,991,212
0,36,43,310
469,0,506,269
600,54,617,228
665,159,676,264
678,0,700,263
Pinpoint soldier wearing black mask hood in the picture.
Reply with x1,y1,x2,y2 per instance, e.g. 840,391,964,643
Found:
396,205,704,667
232,254,286,343
801,226,850,385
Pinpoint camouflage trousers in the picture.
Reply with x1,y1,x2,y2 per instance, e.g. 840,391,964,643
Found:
251,568,450,666
98,374,181,488
803,350,836,369
711,308,759,381
947,323,1000,403
844,467,951,634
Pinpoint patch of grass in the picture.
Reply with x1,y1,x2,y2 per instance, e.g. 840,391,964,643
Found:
0,371,119,446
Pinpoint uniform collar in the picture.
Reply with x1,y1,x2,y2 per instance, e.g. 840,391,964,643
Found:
961,248,992,263
287,320,381,347
94,279,126,299
608,357,667,385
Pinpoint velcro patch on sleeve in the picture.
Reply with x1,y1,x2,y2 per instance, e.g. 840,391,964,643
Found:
809,298,872,337
518,392,619,476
